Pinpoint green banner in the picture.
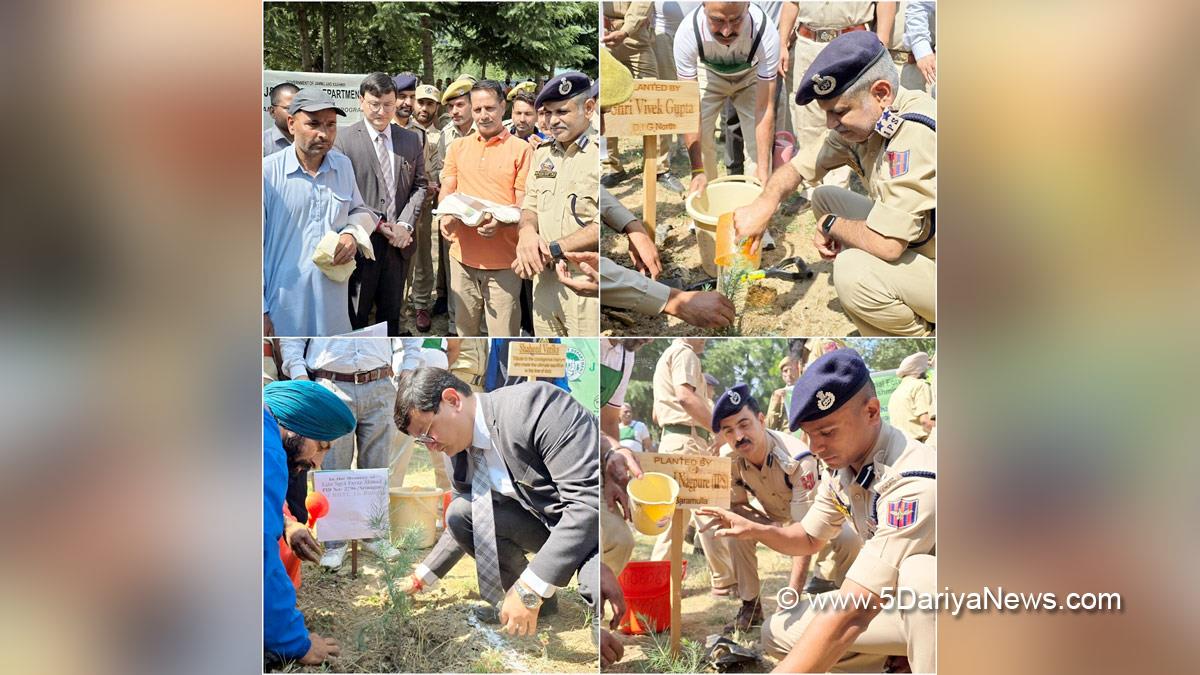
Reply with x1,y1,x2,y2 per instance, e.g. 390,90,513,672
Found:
563,338,600,416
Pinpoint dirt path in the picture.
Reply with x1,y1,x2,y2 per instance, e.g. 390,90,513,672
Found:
605,529,797,673
287,452,599,673
601,145,857,337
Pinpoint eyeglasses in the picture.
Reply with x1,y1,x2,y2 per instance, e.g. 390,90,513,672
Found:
366,101,398,113
413,417,436,444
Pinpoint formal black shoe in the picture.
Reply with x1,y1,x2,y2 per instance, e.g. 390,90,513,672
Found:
431,297,448,315
601,168,629,188
803,577,838,595
723,597,763,633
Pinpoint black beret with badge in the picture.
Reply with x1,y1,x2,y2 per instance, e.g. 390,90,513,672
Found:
795,31,888,106
788,349,872,430
392,72,418,92
712,383,757,432
535,71,598,108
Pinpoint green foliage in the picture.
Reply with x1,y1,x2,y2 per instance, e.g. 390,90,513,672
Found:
855,338,937,371
640,613,706,673
263,2,597,79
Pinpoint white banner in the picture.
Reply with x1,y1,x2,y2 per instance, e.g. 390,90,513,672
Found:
263,69,367,128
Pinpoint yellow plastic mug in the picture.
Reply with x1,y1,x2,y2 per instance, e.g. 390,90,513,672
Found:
627,472,681,536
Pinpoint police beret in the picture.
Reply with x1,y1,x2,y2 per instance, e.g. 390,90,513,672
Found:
392,72,418,93
442,77,474,104
795,31,887,106
535,71,597,108
788,349,871,430
507,81,537,101
416,84,440,102
712,383,757,432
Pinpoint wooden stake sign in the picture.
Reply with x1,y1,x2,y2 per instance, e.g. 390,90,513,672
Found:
633,451,732,655
604,80,700,240
506,341,567,378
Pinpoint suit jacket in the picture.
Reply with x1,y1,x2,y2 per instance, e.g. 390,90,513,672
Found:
334,120,427,257
423,382,600,587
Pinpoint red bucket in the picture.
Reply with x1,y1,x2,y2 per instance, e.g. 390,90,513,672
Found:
617,560,688,634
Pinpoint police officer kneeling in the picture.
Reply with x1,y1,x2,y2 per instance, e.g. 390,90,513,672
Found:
734,32,937,337
699,349,935,672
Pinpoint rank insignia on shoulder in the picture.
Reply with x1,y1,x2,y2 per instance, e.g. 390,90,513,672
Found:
875,109,904,138
887,150,909,178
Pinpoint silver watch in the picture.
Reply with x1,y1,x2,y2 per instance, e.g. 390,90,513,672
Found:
515,581,543,609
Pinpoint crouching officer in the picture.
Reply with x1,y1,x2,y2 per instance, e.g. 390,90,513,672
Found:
710,383,861,633
699,349,936,672
734,31,937,336
512,72,600,336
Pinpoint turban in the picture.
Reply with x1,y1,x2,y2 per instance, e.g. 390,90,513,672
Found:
264,380,355,441
897,352,930,378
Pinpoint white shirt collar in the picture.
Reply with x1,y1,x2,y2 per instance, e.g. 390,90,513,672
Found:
366,121,392,146
472,394,492,450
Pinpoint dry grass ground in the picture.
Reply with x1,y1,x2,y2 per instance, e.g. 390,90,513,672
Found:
601,143,857,337
285,450,599,673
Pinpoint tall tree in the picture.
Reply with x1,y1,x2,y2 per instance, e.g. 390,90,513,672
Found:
419,14,435,82
296,5,312,71
320,2,332,72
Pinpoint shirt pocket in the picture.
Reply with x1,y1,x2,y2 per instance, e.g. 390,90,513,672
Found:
322,184,354,226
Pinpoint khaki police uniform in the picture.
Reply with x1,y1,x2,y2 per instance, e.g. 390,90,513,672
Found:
787,2,876,189
723,429,859,603
762,422,937,673
888,374,933,442
602,1,671,175
888,1,930,93
648,339,737,591
401,117,444,312
790,87,936,336
598,186,674,316
522,132,599,336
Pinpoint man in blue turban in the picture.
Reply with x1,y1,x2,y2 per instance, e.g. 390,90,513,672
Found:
263,380,355,666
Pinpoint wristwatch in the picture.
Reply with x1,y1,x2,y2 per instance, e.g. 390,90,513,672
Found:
399,221,414,234
515,581,544,609
548,240,565,261
820,213,838,234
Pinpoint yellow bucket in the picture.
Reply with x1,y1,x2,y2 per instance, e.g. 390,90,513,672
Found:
627,472,680,536
684,175,765,277
389,487,444,548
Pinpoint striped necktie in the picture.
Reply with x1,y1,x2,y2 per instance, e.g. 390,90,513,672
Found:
470,447,504,607
375,131,395,221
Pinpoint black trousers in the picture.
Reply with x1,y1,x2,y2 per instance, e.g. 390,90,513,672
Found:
445,492,598,610
348,230,407,336
285,469,309,523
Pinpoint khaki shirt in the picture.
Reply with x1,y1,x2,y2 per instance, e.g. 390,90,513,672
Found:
794,2,875,30
522,133,598,243
449,338,487,377
799,422,936,596
413,120,444,184
789,87,937,258
764,386,791,432
652,339,707,427
599,257,672,316
888,375,932,441
604,1,654,48
727,430,818,524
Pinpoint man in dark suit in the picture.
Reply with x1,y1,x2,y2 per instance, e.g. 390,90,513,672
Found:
393,367,600,637
334,72,427,336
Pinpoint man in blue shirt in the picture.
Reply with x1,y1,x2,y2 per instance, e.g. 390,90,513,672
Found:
263,380,356,666
263,88,377,337
263,82,298,157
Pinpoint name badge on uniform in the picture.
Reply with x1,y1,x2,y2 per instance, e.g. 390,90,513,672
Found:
534,158,557,179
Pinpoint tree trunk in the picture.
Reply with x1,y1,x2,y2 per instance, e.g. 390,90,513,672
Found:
320,3,332,73
332,4,346,72
420,15,435,82
297,5,312,71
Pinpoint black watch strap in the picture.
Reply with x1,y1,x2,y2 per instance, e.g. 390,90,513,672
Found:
549,241,565,260
820,214,838,234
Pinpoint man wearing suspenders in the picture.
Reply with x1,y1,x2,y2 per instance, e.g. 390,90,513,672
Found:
734,31,936,336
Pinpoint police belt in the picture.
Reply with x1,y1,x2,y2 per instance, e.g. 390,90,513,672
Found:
308,365,393,384
662,423,712,441
797,23,868,43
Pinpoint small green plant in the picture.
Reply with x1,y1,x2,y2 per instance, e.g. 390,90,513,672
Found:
715,260,751,336
468,648,510,673
641,612,706,673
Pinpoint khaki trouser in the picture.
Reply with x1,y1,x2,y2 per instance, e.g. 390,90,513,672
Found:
448,257,522,337
405,205,435,310
697,68,760,183
762,554,937,673
650,430,739,594
775,42,795,140
604,42,671,175
602,505,636,575
813,522,863,584
811,185,936,336
791,35,852,188
652,32,682,161
532,268,599,336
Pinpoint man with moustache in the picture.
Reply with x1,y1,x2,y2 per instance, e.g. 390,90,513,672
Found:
709,383,860,633
263,380,356,666
733,32,936,336
334,72,426,336
393,368,600,636
434,77,478,333
404,83,445,332
698,349,936,672
263,82,298,156
506,89,547,145
263,87,376,337
512,72,600,337
439,80,533,337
